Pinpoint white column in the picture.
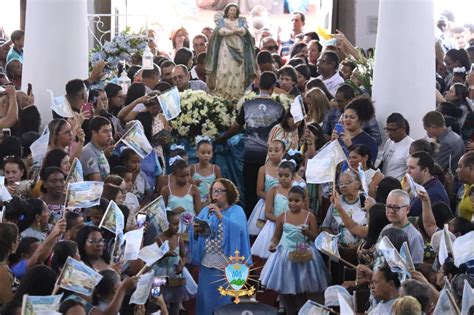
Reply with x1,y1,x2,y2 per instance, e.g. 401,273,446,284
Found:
372,0,435,140
21,0,89,126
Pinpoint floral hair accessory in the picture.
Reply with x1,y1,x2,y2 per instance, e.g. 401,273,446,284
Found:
280,159,297,167
170,144,185,151
453,67,466,74
169,156,184,166
287,148,302,156
195,135,213,146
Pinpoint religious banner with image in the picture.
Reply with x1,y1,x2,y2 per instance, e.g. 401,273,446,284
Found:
65,181,104,209
21,294,63,315
118,121,153,159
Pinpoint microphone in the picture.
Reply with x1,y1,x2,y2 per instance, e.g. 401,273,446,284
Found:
208,200,217,219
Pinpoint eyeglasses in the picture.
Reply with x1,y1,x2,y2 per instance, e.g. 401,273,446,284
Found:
385,205,409,212
212,189,227,195
384,127,400,132
264,45,279,51
87,238,105,245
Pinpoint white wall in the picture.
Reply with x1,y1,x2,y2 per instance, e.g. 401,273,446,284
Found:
354,0,380,50
372,0,435,141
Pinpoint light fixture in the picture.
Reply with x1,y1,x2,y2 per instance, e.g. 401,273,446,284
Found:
142,42,154,70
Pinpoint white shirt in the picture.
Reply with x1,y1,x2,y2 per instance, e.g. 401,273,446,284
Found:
317,72,345,97
382,136,414,181
190,66,199,80
368,298,396,315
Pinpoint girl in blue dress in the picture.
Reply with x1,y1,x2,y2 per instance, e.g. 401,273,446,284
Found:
191,137,221,204
161,158,201,217
260,186,330,315
251,159,295,258
247,140,285,236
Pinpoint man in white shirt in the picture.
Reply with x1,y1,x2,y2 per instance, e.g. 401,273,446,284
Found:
316,51,345,97
381,113,413,180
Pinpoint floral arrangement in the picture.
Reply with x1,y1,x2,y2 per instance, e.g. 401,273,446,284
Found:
181,213,193,226
289,241,312,263
296,242,309,252
345,49,375,96
179,212,194,242
89,28,147,81
170,90,235,143
236,92,292,111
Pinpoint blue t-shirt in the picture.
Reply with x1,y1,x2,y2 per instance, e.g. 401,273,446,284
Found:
11,259,27,279
350,131,378,164
409,177,450,217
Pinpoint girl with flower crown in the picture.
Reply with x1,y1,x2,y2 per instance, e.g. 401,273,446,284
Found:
251,159,296,258
260,186,329,314
190,136,221,205
247,140,285,236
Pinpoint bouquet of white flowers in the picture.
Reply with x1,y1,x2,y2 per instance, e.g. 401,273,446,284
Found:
170,90,235,143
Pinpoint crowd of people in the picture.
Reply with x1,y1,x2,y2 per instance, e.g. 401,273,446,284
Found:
0,3,473,315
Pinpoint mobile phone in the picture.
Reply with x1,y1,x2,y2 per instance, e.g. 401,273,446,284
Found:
2,128,11,137
136,213,147,228
151,286,161,297
81,102,93,118
151,276,168,297
27,83,32,96
335,123,344,135
359,193,366,208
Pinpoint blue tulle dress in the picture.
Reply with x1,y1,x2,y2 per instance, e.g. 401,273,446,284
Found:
260,212,330,294
247,166,278,235
251,189,288,258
